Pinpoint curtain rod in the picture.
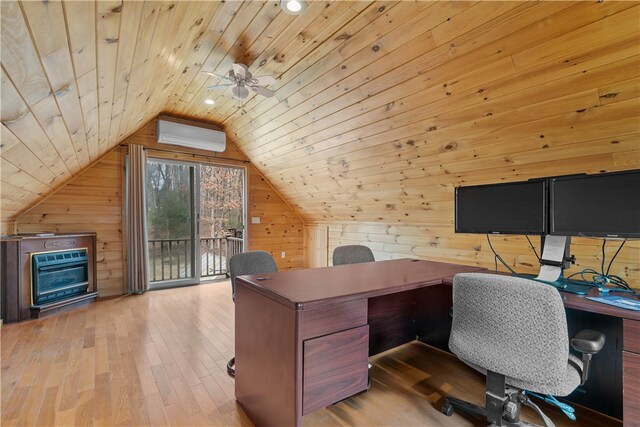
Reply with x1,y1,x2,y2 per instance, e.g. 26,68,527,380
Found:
119,144,250,164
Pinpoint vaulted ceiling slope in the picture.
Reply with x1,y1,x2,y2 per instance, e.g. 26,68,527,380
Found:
1,1,639,224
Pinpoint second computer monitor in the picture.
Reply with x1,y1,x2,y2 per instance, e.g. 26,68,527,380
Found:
550,170,640,238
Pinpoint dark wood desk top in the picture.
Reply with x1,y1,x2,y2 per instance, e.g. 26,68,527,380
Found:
237,258,640,320
560,290,640,321
235,259,484,310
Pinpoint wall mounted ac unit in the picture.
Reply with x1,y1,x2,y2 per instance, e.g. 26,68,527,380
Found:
157,116,226,152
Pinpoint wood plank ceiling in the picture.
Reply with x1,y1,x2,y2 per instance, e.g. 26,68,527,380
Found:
1,1,639,225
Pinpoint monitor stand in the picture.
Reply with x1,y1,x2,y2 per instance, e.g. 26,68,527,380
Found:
515,235,592,295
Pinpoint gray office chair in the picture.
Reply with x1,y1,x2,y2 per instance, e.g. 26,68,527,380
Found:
442,273,605,427
227,250,278,377
332,244,375,266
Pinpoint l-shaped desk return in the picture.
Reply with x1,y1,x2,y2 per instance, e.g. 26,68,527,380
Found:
234,259,640,427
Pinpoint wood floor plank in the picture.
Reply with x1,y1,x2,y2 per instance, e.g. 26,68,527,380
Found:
0,281,623,427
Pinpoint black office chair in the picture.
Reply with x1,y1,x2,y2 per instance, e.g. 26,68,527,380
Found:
332,244,375,266
227,250,278,377
441,273,605,426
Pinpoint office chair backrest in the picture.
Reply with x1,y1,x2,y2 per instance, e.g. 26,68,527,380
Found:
449,273,569,387
229,251,278,301
332,245,375,266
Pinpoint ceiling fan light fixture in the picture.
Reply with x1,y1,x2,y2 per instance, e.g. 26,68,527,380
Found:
231,85,250,100
280,0,307,15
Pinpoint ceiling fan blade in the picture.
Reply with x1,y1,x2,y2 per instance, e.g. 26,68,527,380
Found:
203,71,232,80
232,63,249,80
251,75,276,87
207,84,234,90
249,86,275,98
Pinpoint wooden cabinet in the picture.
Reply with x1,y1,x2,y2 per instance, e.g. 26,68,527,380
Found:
623,319,640,427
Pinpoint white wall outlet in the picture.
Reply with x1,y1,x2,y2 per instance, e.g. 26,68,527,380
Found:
251,216,261,224
281,251,286,258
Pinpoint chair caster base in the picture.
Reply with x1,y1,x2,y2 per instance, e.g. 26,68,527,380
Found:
227,357,235,377
441,401,454,416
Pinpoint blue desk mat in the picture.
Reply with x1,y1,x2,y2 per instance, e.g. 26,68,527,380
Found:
586,296,640,311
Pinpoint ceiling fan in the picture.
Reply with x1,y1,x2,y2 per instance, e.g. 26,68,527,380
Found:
204,64,276,100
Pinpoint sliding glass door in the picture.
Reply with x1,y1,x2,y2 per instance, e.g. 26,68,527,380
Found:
145,159,246,288
146,160,198,288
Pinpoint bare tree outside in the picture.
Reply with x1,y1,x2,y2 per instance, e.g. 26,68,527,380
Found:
199,164,244,239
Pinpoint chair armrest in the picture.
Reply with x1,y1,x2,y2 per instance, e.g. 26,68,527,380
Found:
571,329,605,354
570,329,605,385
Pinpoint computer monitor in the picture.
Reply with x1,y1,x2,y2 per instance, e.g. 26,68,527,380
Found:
455,180,547,235
550,169,640,238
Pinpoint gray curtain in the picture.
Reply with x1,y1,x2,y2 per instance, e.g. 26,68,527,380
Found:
127,144,150,293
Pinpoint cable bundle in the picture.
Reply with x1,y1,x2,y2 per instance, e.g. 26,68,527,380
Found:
566,240,634,293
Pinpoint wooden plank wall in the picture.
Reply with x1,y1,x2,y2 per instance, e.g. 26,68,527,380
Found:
14,117,304,296
305,224,329,268
0,221,15,235
16,150,125,296
248,166,304,269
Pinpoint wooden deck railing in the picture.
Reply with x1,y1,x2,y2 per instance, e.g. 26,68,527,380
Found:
148,237,244,282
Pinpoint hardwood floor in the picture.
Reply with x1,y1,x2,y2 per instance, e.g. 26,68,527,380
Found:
1,281,620,426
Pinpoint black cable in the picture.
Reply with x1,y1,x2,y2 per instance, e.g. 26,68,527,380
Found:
566,238,634,293
599,239,632,291
486,234,517,274
600,239,606,277
525,235,540,262
606,239,626,276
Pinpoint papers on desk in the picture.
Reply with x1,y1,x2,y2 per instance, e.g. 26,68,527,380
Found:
536,265,562,282
535,236,567,282
586,296,640,311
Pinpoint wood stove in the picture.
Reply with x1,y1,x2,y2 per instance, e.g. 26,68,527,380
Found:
1,233,98,322
31,249,89,305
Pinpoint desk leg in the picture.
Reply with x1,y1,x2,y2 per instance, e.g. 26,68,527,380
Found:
235,284,302,427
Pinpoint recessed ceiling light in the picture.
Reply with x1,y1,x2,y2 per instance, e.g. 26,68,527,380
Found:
204,99,215,105
280,0,307,15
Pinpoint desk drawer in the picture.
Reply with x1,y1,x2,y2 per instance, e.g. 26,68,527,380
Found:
623,320,640,354
623,351,640,427
301,299,367,340
303,325,369,415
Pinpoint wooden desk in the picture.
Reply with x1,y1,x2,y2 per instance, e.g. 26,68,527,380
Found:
234,259,639,427
234,259,483,426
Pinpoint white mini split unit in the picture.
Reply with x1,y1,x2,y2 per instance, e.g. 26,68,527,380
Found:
157,116,226,152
